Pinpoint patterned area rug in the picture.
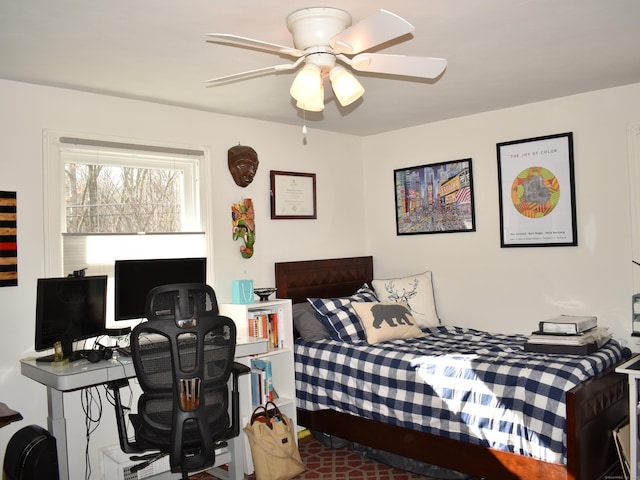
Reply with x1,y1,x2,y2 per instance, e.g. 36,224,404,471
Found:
193,435,478,480
292,436,436,479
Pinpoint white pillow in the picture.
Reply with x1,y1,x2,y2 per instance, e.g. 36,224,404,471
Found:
372,272,439,328
352,302,424,344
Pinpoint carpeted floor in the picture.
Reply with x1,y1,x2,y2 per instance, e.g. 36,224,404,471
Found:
290,436,444,479
194,435,480,480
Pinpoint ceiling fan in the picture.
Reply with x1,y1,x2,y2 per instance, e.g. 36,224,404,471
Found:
205,7,447,112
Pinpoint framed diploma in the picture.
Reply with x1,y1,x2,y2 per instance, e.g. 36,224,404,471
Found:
270,170,317,219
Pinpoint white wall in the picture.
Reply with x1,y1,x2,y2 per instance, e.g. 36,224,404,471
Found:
3,77,640,478
363,83,640,345
0,79,364,478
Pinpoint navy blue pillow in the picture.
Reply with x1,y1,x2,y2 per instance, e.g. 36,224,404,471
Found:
308,284,378,342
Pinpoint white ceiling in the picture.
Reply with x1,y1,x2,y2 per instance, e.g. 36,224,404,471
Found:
2,1,640,136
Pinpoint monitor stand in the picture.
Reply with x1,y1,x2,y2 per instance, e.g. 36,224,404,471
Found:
35,353,64,363
36,340,74,363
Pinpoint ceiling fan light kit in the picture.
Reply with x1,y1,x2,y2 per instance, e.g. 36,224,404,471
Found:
296,84,324,112
329,65,365,107
206,7,447,114
290,64,322,103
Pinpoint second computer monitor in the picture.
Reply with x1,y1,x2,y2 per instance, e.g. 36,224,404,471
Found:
114,257,206,321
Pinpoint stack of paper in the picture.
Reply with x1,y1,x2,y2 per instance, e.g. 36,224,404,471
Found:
527,327,611,347
525,315,610,354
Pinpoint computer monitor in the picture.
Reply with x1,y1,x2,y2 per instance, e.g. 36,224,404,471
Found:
114,257,207,321
35,275,108,361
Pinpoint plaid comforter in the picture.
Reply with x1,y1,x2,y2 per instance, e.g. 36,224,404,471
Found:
294,325,629,463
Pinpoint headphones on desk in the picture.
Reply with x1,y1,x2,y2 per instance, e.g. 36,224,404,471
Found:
84,344,113,363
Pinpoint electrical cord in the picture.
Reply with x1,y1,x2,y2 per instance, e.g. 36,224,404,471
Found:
81,386,103,480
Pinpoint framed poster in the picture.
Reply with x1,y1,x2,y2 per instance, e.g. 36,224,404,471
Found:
270,170,317,219
394,158,475,235
497,132,577,247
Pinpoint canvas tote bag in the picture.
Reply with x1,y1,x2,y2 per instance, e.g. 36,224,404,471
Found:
243,402,305,480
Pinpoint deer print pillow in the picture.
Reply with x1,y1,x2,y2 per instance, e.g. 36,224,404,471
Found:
352,302,424,344
371,272,440,328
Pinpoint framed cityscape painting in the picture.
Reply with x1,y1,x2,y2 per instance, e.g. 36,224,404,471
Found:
394,159,475,235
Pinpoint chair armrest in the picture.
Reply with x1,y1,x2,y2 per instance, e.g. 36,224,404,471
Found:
227,361,251,440
232,362,251,376
106,379,147,454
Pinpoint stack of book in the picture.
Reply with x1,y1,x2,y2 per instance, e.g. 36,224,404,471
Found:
525,315,610,354
250,358,277,406
247,307,285,350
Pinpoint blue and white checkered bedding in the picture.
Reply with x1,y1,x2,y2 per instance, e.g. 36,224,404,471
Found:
295,325,629,464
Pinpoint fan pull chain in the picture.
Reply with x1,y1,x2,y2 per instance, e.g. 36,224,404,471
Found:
302,109,308,136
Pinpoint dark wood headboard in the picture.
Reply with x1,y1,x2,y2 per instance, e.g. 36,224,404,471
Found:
275,256,373,304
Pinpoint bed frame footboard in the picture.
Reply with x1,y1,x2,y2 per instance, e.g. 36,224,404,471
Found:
565,364,628,480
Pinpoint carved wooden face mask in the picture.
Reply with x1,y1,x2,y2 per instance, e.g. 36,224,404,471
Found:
228,145,259,187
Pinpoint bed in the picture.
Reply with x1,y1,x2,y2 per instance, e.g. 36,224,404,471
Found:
275,256,631,480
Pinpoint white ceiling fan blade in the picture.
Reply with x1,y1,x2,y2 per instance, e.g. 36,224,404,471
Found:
206,33,303,57
347,53,447,79
330,10,414,55
205,60,302,85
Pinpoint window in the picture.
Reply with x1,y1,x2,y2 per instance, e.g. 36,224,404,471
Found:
43,132,211,323
64,151,191,234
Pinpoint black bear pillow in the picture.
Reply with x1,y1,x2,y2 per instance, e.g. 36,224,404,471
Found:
352,301,424,344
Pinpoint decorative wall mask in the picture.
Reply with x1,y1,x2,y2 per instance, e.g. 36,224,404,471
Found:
231,198,255,258
228,145,259,187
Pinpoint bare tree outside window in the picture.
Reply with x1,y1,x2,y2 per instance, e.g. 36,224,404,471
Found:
65,163,183,233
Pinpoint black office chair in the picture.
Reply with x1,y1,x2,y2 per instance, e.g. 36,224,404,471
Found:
108,283,249,479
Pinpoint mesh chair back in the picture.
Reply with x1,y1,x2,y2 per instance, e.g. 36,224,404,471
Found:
130,283,236,473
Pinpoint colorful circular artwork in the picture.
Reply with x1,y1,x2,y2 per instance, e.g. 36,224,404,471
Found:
511,166,560,218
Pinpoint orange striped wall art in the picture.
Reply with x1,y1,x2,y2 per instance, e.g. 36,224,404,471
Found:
0,191,17,287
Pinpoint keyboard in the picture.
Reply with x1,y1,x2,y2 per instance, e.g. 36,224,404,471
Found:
116,346,131,357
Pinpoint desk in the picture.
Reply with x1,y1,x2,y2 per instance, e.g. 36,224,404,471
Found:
21,335,268,480
615,355,640,479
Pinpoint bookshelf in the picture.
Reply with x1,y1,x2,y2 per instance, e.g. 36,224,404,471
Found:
219,299,297,473
615,355,640,479
633,293,640,335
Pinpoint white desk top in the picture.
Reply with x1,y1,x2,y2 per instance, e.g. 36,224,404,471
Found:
20,356,136,391
21,335,268,392
615,354,640,376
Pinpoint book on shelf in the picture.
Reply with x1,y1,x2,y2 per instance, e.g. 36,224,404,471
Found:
538,315,597,335
276,307,286,349
250,358,274,405
248,308,282,349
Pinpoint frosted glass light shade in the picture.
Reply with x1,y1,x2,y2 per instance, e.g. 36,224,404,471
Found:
290,64,322,103
296,83,324,111
329,65,365,106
